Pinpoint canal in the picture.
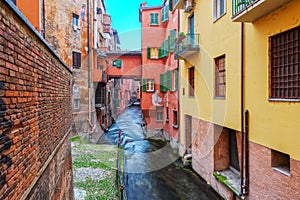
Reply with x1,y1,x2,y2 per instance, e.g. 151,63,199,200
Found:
102,105,223,200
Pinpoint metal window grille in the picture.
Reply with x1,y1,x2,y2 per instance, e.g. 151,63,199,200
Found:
188,67,195,96
72,51,81,68
270,26,300,99
215,55,226,97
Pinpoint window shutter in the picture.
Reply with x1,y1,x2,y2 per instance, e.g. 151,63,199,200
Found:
161,7,164,22
150,13,153,24
165,6,169,21
158,47,162,58
116,59,122,67
160,74,165,92
169,0,173,11
168,36,171,52
147,47,151,58
166,70,172,90
142,79,147,92
154,13,158,24
174,68,178,91
170,29,176,50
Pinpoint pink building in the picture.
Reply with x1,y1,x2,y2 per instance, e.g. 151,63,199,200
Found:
139,1,179,145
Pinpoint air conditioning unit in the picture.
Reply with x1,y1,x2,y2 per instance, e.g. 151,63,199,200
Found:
184,0,195,13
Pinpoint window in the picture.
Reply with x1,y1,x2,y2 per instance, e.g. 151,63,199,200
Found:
270,26,300,99
215,55,226,97
188,67,195,96
142,79,155,92
161,40,169,57
72,13,79,27
213,0,226,21
72,51,81,68
271,149,290,176
147,47,159,59
169,29,177,51
173,110,178,127
161,5,169,22
74,99,80,110
11,0,16,5
173,68,178,91
112,59,122,68
150,13,158,25
156,108,163,122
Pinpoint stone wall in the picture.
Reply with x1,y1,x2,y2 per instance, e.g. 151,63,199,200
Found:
0,1,73,199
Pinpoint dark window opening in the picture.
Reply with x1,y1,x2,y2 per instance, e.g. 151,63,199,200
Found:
215,55,226,97
72,51,81,68
188,67,195,96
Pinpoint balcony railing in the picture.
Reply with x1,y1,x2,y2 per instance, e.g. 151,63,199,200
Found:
175,33,200,60
232,0,293,22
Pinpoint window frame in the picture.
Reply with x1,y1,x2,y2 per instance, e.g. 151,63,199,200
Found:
188,67,195,97
72,13,79,27
150,13,159,25
72,51,81,68
173,109,178,128
269,26,300,101
161,5,169,23
146,79,155,92
215,55,226,98
213,0,226,22
156,108,163,122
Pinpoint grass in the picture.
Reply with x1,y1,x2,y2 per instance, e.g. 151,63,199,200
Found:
71,136,119,200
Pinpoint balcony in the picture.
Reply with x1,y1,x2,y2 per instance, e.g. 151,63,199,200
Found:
175,33,200,60
232,0,293,22
173,0,196,11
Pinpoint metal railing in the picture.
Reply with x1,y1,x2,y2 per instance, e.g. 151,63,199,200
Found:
232,0,258,17
175,33,200,57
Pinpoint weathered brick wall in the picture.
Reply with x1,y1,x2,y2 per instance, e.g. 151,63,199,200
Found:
0,1,73,199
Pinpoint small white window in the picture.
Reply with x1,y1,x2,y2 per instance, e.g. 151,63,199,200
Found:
146,79,155,92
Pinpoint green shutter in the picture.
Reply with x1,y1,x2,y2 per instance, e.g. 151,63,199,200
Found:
169,0,173,11
165,6,169,21
150,13,153,24
174,68,178,91
154,13,158,24
147,47,151,58
170,29,176,51
166,70,172,90
168,36,171,52
116,59,122,67
161,7,164,22
158,47,162,58
142,79,147,92
160,74,164,92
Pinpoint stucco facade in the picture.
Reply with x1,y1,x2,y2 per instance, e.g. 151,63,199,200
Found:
139,1,180,144
176,0,300,199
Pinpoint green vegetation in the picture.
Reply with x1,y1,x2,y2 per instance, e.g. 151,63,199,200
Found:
213,172,239,195
71,136,119,200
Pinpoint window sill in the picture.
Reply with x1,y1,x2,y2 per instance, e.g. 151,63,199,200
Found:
145,90,154,93
214,96,226,100
156,120,163,123
213,169,241,196
272,167,290,177
172,124,178,129
150,24,159,26
268,98,300,102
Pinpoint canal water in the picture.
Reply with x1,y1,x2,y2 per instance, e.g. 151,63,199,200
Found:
102,106,223,200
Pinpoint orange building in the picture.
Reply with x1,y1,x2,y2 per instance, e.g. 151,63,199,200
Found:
139,1,179,145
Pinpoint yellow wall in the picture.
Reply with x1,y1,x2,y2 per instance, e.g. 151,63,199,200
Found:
179,0,241,144
245,0,300,160
17,0,40,31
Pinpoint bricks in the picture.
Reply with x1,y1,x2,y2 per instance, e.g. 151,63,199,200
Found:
0,2,73,200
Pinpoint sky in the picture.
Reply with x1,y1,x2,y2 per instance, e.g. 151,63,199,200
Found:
104,0,163,50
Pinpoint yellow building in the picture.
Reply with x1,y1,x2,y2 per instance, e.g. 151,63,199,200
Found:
174,0,300,199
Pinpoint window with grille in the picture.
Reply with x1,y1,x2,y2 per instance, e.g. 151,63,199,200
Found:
72,51,81,68
188,67,195,96
150,13,158,25
156,107,163,122
173,110,178,127
215,55,226,97
270,26,300,100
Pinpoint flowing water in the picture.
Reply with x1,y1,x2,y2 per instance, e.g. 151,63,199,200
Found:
101,106,223,200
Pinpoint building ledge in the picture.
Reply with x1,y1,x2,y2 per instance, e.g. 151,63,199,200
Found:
213,169,241,196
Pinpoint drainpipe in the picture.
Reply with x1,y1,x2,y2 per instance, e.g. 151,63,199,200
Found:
241,22,249,197
245,109,249,195
87,0,91,134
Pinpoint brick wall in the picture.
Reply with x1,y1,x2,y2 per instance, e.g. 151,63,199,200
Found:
0,1,73,199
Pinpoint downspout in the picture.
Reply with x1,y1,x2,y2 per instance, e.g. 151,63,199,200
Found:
177,8,180,144
241,22,249,197
240,22,246,197
87,0,91,133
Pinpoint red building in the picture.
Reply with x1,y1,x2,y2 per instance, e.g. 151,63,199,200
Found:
139,1,179,146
